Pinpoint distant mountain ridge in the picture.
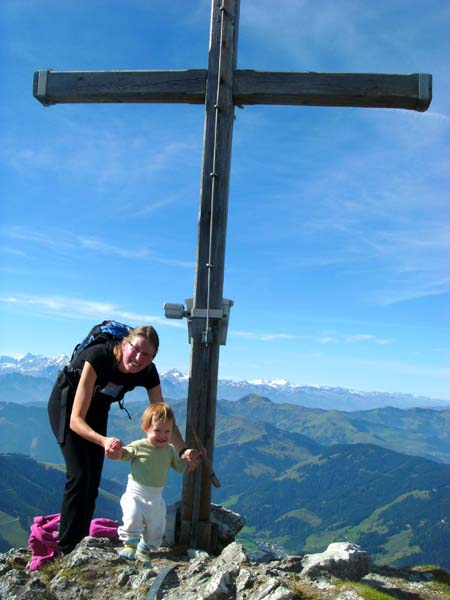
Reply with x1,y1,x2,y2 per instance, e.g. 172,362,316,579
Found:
0,353,68,379
1,353,449,411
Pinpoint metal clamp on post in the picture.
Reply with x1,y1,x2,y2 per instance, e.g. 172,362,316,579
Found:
163,298,233,345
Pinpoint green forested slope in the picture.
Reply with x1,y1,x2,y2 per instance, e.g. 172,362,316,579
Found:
1,397,449,568
0,454,122,550
212,438,450,568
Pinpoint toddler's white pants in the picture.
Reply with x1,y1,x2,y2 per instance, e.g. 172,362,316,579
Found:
117,478,166,548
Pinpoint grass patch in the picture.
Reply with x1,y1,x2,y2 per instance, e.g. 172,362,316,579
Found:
0,511,28,548
220,495,240,509
410,565,450,594
40,556,66,583
336,581,397,600
237,525,268,553
380,527,421,564
42,461,65,472
276,508,321,527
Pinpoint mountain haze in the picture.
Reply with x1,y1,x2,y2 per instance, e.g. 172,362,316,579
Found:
1,353,449,410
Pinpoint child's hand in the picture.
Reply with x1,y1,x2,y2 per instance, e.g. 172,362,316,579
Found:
104,437,123,459
182,448,201,471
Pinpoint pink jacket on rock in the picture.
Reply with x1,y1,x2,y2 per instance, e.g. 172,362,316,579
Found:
28,513,118,570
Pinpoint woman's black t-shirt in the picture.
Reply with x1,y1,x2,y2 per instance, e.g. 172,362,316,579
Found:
48,340,160,443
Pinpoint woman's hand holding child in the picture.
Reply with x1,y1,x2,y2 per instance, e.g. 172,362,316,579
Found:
104,437,123,459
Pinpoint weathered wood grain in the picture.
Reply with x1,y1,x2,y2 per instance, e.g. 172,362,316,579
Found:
33,70,431,112
33,69,207,105
234,71,432,111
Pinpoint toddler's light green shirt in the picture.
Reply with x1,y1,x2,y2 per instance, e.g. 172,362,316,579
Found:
120,439,187,487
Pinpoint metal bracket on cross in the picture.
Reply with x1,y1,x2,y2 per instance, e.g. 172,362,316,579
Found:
164,298,233,345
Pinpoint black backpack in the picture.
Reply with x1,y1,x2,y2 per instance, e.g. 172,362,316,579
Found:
69,320,132,366
51,320,134,438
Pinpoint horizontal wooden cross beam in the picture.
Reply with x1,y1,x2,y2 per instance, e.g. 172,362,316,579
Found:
33,69,432,112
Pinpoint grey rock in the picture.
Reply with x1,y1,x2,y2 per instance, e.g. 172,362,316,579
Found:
187,548,210,560
49,571,73,595
213,540,249,568
165,502,245,556
0,568,57,600
250,576,295,600
185,552,212,576
204,568,235,597
301,542,372,581
161,542,247,599
235,567,254,596
335,591,365,600
269,555,304,573
210,503,246,550
63,536,124,568
0,531,446,600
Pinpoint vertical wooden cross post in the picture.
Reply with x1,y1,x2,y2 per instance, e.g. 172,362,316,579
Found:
177,0,239,551
33,0,431,552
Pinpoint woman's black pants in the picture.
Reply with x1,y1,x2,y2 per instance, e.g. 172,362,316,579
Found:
58,428,105,554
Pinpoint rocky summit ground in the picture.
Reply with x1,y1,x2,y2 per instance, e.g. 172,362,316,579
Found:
1,538,450,600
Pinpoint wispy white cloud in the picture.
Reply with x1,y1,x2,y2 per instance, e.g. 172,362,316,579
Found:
374,278,450,307
231,329,393,346
0,245,30,258
1,226,74,253
344,334,391,345
242,0,450,77
317,333,393,345
131,194,180,218
422,111,450,124
78,237,152,260
318,336,335,344
258,137,450,306
0,294,184,329
241,0,366,70
366,224,450,305
231,330,304,342
1,113,199,190
78,236,194,268
1,226,194,268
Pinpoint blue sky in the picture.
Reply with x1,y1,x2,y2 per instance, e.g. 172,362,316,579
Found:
1,0,449,400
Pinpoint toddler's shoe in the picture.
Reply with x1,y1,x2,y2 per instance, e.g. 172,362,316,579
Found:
136,540,152,567
119,543,137,561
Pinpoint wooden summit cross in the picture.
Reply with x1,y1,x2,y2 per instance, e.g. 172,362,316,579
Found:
34,0,432,551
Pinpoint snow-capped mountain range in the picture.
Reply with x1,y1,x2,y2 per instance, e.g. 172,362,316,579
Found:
0,353,448,411
0,353,69,379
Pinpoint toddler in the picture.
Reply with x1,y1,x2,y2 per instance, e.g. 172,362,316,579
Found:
109,403,189,567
